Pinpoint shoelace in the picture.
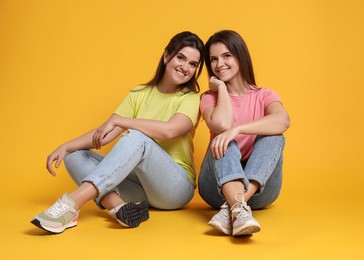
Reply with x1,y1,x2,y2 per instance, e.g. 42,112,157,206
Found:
218,202,230,218
47,200,69,217
232,202,251,220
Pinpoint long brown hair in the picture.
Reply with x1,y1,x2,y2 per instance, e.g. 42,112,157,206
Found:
205,30,256,86
144,31,204,93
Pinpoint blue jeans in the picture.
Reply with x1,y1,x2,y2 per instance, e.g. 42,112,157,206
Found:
198,135,285,210
64,129,194,210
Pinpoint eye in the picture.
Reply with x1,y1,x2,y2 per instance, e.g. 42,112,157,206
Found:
210,57,217,62
177,55,185,61
189,62,197,68
223,53,232,59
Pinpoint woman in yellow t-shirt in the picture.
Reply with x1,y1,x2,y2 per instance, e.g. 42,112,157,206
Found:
31,31,204,234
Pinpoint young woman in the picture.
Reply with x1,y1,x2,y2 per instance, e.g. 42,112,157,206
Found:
31,31,204,234
198,30,290,236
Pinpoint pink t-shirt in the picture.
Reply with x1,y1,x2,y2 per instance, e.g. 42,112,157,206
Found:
200,87,282,160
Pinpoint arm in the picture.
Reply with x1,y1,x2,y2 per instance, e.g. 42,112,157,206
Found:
46,126,123,176
92,113,194,148
202,77,234,134
234,101,290,135
211,102,290,159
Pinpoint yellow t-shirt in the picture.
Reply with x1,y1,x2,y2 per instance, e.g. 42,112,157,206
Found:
114,85,200,186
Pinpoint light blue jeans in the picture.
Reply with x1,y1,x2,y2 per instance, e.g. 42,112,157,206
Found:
198,135,285,210
64,129,194,210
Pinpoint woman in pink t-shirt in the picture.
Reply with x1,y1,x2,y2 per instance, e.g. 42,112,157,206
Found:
198,30,290,236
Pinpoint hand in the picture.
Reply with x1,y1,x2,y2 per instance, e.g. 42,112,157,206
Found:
209,76,226,92
92,119,116,149
46,145,67,176
211,127,239,159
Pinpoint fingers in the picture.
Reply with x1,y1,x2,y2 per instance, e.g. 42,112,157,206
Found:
92,129,104,149
92,129,99,149
211,136,228,159
92,131,98,149
209,77,220,92
46,149,66,177
55,155,63,168
210,76,219,85
46,155,57,176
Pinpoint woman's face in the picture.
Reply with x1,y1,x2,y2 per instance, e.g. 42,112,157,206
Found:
164,46,200,86
209,42,240,83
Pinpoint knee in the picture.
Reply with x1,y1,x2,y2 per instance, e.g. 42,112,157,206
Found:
219,140,241,158
255,135,286,149
63,150,83,164
63,151,77,166
63,150,88,168
274,134,285,145
129,129,146,138
124,129,152,144
257,134,285,142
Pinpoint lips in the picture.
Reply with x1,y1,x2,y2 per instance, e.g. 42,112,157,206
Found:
216,67,229,73
176,69,187,77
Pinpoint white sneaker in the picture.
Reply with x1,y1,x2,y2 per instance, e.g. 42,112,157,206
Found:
208,202,232,235
31,193,79,234
231,193,261,236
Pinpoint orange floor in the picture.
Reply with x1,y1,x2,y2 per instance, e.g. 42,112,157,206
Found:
1,1,364,259
2,176,363,260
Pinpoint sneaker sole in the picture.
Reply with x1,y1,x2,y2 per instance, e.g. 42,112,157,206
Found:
31,218,77,234
116,201,149,228
208,220,232,235
233,224,261,236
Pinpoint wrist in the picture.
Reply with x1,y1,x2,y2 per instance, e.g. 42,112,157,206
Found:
217,83,227,92
235,125,244,135
59,143,71,153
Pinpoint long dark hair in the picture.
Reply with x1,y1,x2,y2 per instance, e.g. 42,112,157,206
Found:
144,31,204,93
205,30,256,86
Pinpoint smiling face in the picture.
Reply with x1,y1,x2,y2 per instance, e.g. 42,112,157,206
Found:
208,42,241,84
163,46,201,87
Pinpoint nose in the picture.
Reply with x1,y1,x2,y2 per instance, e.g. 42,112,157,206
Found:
216,57,224,67
181,61,188,72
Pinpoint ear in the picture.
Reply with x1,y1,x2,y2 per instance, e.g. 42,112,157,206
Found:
163,50,168,64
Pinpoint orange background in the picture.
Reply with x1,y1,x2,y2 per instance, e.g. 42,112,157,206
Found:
1,0,363,259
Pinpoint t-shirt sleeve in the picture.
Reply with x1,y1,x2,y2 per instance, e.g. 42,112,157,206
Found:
262,88,282,108
113,91,136,118
176,93,200,126
200,92,218,114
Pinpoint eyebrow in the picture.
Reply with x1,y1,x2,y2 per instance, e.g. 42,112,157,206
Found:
177,52,199,64
177,52,185,57
210,51,232,58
